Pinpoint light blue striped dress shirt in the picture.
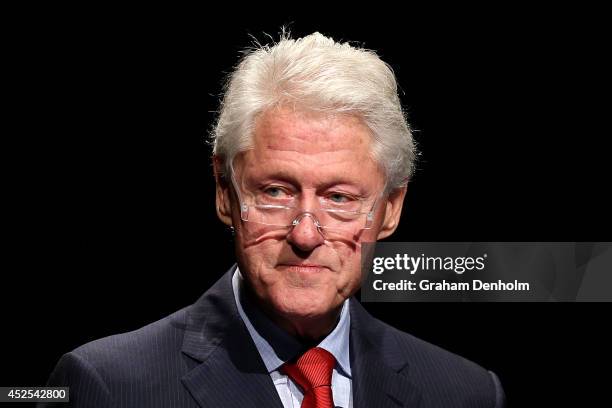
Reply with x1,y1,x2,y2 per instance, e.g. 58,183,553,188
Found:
232,269,353,408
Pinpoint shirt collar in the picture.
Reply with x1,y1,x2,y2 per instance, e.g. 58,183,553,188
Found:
232,267,352,377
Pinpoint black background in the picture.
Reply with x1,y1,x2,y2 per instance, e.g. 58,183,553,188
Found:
2,5,610,406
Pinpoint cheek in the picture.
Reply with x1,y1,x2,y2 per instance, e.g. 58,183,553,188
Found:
329,242,364,295
237,240,282,281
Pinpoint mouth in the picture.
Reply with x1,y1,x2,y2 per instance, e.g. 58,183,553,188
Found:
278,263,329,274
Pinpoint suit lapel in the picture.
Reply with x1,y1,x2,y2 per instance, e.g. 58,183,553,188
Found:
180,266,284,408
350,300,422,408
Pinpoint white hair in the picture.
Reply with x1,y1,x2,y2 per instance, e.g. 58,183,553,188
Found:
210,31,417,191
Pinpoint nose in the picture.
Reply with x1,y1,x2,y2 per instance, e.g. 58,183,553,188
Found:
286,213,325,252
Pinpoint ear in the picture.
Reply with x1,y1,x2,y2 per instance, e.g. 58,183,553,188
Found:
377,186,407,240
213,155,234,227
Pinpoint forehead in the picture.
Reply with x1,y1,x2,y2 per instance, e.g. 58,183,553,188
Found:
237,107,383,188
254,107,369,153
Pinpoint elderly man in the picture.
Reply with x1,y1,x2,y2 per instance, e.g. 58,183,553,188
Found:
42,33,505,407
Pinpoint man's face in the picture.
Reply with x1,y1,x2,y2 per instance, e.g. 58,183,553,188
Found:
216,107,406,324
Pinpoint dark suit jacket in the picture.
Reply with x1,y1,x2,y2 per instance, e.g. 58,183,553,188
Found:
41,265,505,407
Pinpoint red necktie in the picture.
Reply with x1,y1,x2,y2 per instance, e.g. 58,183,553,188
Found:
282,347,336,408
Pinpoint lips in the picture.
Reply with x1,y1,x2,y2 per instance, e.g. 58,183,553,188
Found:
280,261,328,267
279,263,330,272
284,263,323,268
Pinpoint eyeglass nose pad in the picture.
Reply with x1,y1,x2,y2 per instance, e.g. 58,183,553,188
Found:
291,212,323,231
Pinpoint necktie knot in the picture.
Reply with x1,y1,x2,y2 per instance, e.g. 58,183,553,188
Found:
282,347,336,408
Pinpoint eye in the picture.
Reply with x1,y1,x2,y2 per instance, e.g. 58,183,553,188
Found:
328,193,353,203
263,186,289,198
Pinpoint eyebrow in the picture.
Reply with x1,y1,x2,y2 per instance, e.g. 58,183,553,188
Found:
245,170,370,195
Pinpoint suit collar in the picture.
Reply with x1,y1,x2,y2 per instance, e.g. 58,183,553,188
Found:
181,264,238,362
180,265,284,408
349,299,422,408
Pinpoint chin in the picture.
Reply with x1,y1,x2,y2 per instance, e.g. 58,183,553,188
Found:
274,286,338,320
